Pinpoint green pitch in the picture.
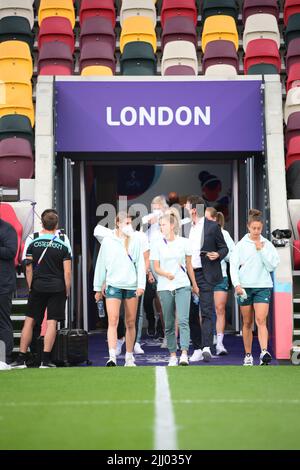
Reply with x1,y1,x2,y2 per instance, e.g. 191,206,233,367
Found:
0,366,299,450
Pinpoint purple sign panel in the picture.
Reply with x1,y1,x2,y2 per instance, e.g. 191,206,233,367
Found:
55,80,263,153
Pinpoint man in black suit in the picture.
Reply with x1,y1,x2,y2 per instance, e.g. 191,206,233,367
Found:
185,195,228,362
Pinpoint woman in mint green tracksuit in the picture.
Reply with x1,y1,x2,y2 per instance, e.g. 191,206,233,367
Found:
230,209,280,367
94,212,146,367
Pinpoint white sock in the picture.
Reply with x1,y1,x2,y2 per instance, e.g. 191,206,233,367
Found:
125,352,133,360
109,348,116,359
217,333,224,346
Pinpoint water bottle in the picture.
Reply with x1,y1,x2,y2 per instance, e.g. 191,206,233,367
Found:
97,300,105,318
192,293,200,305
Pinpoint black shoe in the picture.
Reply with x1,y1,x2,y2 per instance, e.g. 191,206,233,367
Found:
106,358,117,367
10,357,27,369
39,362,56,368
147,327,155,337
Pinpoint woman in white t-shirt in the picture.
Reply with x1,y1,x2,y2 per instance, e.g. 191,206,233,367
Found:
150,209,199,366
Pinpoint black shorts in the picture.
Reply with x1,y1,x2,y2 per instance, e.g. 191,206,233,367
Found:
26,289,66,324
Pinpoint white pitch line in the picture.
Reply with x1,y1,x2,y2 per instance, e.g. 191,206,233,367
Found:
0,399,299,408
154,366,177,451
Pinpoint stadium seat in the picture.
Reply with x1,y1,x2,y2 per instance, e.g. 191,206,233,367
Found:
287,63,300,93
284,0,300,26
285,112,300,148
243,13,280,51
80,16,115,51
286,135,300,199
164,64,196,75
244,39,281,74
0,137,33,188
286,135,300,168
201,15,239,52
242,0,279,24
161,0,198,28
38,0,75,28
79,42,116,74
38,41,74,75
205,63,237,76
247,63,278,74
120,16,157,53
79,0,116,27
120,41,157,75
0,114,34,149
202,0,239,23
285,87,300,124
0,80,34,126
0,40,33,81
293,239,300,268
0,0,34,29
38,17,75,53
202,39,239,73
286,38,300,75
161,40,198,75
81,65,113,76
285,13,300,48
0,16,34,50
120,0,157,27
161,16,197,52
0,203,22,266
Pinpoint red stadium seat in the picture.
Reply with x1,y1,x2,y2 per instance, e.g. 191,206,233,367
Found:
79,41,115,73
242,0,279,24
161,16,197,51
244,39,281,74
286,38,300,75
285,112,300,148
38,17,75,53
294,240,300,269
286,135,300,169
202,39,239,73
38,41,74,75
80,16,115,50
161,0,198,28
79,0,116,27
164,65,196,75
284,0,300,26
286,63,300,93
0,137,33,188
0,202,23,266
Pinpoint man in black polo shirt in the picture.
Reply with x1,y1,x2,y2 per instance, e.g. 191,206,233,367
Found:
11,209,72,369
0,210,18,370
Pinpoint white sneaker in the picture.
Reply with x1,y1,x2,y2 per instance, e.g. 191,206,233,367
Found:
125,356,136,367
0,361,11,371
202,347,212,362
179,353,189,366
116,338,125,356
213,335,218,345
243,354,253,366
216,344,228,356
259,350,272,365
134,342,144,354
106,357,117,367
189,349,203,362
168,356,178,366
160,337,167,349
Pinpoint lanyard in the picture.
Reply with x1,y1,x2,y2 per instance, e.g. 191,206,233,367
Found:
163,238,186,273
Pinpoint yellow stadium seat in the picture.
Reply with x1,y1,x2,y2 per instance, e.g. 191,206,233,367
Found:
0,80,34,126
38,0,75,28
120,16,157,53
201,15,239,52
81,66,113,76
0,41,32,82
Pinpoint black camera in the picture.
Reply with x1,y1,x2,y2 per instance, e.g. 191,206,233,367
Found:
271,229,292,247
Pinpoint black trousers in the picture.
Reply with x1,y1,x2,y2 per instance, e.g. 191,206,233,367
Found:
189,269,214,350
143,279,157,330
0,293,14,362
